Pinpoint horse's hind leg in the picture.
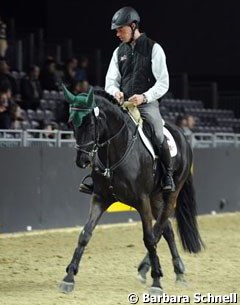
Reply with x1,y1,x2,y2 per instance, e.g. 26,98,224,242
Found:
59,195,108,293
162,220,185,282
138,195,185,283
138,221,183,283
137,252,151,283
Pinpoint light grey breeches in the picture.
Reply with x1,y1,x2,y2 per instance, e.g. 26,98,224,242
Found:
138,101,164,148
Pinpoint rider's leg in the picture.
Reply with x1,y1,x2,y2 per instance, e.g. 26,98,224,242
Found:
160,136,175,191
138,101,175,192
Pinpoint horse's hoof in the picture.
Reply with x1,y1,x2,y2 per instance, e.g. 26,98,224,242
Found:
137,272,147,284
137,263,149,284
59,281,75,294
149,286,163,296
175,274,187,286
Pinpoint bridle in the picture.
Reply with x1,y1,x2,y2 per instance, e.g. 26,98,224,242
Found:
74,110,138,178
75,114,126,157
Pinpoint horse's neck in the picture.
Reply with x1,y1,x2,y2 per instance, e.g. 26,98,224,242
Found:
105,118,130,145
98,108,131,161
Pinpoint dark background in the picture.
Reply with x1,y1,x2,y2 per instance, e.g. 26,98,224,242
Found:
1,0,240,89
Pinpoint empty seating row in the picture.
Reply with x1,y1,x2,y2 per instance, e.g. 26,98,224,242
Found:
17,119,69,131
25,109,56,122
39,99,66,111
42,90,65,101
162,98,204,109
193,126,234,133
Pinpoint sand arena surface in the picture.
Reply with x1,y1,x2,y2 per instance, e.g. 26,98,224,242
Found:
0,212,240,305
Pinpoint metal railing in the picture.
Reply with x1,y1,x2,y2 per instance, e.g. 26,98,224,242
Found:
1,129,240,149
187,132,240,148
0,129,75,148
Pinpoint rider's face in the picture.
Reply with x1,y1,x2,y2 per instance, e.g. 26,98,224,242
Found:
115,26,132,43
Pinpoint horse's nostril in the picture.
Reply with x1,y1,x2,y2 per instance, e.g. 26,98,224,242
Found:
76,157,91,168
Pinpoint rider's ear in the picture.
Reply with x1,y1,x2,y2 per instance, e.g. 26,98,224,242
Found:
130,22,137,30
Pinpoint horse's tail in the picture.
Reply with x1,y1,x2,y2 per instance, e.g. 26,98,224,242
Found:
175,174,205,253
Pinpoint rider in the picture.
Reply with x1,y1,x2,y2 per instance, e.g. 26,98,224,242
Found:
79,6,175,194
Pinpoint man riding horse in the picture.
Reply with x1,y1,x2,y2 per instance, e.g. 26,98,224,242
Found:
80,6,175,194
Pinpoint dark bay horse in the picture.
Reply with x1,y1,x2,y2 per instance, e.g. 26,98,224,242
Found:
59,86,204,294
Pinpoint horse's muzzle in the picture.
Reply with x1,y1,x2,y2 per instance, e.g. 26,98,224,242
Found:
76,154,91,169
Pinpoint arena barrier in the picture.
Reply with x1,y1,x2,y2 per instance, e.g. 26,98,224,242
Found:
0,147,239,233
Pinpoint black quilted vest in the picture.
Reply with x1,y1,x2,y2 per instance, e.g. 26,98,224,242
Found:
117,33,155,99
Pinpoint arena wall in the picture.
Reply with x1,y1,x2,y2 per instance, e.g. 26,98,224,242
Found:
0,147,239,233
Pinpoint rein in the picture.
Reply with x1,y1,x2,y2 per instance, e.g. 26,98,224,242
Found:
75,119,126,157
75,110,139,179
95,123,138,178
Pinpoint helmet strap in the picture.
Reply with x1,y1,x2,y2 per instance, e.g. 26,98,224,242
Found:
127,23,137,44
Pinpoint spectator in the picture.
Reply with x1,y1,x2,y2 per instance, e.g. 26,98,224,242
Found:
75,55,89,82
40,57,61,91
69,79,90,95
10,104,24,129
175,115,187,129
43,121,58,146
0,16,7,59
175,114,196,136
185,114,196,134
0,59,18,96
20,65,42,110
0,87,13,129
63,57,78,86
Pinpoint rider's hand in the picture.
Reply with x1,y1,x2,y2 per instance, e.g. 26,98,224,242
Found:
128,94,145,106
114,91,124,105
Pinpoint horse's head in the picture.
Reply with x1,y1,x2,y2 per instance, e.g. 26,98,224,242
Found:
62,84,101,168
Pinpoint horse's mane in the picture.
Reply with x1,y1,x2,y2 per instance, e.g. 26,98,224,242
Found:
93,87,119,106
93,87,134,128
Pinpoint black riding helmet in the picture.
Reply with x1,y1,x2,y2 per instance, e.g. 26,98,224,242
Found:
111,7,140,30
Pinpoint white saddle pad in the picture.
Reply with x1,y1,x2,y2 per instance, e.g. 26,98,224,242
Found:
138,123,177,159
123,102,177,159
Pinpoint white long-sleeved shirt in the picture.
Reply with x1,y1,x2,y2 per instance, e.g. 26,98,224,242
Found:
105,42,169,102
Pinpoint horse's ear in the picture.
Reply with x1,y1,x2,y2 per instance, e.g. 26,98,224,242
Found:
62,83,88,105
62,83,75,104
86,87,95,108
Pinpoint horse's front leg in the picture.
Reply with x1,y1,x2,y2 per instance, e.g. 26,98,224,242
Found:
138,198,163,295
59,195,109,293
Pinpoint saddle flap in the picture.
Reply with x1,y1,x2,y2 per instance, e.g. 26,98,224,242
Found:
123,102,177,158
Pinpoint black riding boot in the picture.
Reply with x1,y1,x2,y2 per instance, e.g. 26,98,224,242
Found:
79,174,93,195
160,137,175,192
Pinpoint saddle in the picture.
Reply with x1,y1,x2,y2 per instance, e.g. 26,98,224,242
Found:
122,102,177,159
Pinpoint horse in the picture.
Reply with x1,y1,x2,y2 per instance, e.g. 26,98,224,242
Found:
59,85,204,295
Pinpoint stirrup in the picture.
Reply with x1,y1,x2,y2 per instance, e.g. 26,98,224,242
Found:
79,174,93,195
162,184,175,192
162,175,175,192
79,183,93,195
